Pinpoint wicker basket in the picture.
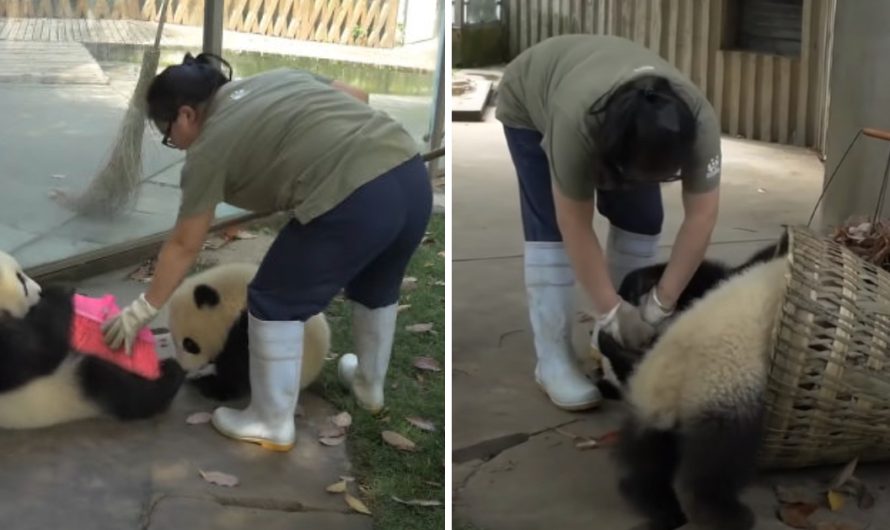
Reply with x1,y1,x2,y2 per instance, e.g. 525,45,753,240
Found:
760,225,890,469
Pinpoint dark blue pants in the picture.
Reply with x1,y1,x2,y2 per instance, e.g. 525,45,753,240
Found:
502,126,663,241
247,155,433,321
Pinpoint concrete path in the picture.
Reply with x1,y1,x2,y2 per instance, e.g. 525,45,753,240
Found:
451,109,890,529
0,233,373,530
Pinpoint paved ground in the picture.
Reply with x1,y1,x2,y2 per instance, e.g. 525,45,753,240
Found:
451,108,890,529
0,234,373,530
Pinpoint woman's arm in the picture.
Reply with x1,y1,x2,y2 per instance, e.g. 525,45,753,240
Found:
144,209,215,308
654,187,719,307
551,181,621,316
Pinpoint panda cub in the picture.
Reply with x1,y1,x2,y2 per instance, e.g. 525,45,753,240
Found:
167,263,330,401
0,251,184,429
595,235,790,530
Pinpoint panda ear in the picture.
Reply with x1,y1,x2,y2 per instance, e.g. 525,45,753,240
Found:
193,284,220,308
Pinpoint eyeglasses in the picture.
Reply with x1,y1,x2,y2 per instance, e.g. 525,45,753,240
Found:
161,120,175,148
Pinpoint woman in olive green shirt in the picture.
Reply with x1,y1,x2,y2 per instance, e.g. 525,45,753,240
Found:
497,35,722,411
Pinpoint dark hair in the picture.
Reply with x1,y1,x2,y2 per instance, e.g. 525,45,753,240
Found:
146,52,233,125
589,75,697,182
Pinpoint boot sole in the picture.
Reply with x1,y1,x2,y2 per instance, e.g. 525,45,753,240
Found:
535,380,601,412
211,423,295,452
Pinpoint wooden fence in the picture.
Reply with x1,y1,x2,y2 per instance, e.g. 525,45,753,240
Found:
0,0,402,47
503,0,835,151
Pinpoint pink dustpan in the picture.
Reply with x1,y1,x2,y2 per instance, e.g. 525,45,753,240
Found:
70,293,161,380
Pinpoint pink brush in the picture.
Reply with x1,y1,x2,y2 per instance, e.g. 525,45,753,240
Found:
70,293,161,380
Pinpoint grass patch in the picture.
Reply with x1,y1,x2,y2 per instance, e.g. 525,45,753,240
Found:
318,212,445,529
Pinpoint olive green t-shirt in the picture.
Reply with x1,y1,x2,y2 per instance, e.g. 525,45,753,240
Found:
496,34,722,200
178,68,420,223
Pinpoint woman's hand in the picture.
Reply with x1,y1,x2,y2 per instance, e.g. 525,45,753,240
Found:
653,187,719,318
101,209,214,354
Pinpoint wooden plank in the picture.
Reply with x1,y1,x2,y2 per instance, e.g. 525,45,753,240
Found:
726,51,741,136
648,0,661,56
595,0,605,34
694,0,709,93
666,0,678,64
742,52,757,139
795,0,812,146
758,54,774,142
452,78,492,122
679,0,693,77
775,56,792,144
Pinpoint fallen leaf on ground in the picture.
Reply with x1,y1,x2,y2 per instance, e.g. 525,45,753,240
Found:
830,458,859,489
406,416,436,432
406,322,434,333
398,304,412,312
331,411,352,429
774,484,821,505
413,356,441,372
391,496,443,507
319,436,346,447
199,469,239,487
777,502,818,529
849,478,876,509
401,277,418,291
185,412,212,425
382,430,417,452
597,430,621,447
340,475,355,482
437,251,445,257
319,425,346,438
827,489,845,511
345,493,372,515
326,480,347,493
575,439,599,450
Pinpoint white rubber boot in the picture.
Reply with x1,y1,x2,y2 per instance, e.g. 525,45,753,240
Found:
211,313,303,452
337,301,397,414
606,225,660,287
526,241,601,411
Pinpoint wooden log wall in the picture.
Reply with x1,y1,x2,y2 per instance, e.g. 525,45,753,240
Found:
0,0,402,48
503,0,835,150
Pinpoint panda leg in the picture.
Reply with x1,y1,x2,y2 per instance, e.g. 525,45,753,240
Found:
674,406,763,530
614,417,687,530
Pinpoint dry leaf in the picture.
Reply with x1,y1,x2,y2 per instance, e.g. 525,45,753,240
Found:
830,458,859,489
848,478,876,510
326,480,347,493
232,230,257,240
319,425,346,438
186,412,212,425
199,469,239,487
331,411,353,429
575,439,599,450
597,430,621,447
437,251,445,258
406,322,434,333
382,430,417,452
827,489,845,512
340,475,356,482
774,485,821,505
391,496,443,507
401,277,418,291
434,280,445,287
398,304,412,313
406,416,436,432
413,356,441,372
777,503,818,529
345,493,372,515
319,436,346,447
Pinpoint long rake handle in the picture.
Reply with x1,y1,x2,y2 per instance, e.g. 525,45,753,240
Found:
864,128,890,142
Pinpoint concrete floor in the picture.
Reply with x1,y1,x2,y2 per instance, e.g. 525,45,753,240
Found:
451,110,890,529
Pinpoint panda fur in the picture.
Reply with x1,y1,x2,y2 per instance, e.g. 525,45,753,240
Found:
167,263,331,402
595,233,789,399
596,245,790,530
0,251,184,429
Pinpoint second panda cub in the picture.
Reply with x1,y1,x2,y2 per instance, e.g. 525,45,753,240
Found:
167,263,331,401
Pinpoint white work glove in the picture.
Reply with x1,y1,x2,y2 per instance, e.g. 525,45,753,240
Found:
101,293,159,355
592,300,657,350
640,287,675,328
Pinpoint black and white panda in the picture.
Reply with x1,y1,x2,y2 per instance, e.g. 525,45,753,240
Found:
594,233,789,397
166,262,330,401
594,236,791,530
0,251,185,429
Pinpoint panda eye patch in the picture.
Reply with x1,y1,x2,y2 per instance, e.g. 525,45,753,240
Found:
193,285,220,308
183,338,201,355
